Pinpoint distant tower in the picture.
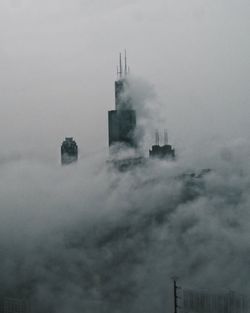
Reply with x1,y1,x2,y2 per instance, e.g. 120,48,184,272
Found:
149,130,175,160
108,51,137,149
61,137,78,165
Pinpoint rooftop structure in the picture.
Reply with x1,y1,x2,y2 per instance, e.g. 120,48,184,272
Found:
61,137,78,165
149,130,175,160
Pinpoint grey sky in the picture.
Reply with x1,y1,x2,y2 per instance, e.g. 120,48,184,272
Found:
0,0,249,159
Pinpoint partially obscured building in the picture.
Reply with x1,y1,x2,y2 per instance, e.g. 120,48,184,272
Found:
108,53,176,170
108,52,137,149
149,144,175,159
183,289,248,313
108,109,136,148
149,131,175,160
61,137,78,165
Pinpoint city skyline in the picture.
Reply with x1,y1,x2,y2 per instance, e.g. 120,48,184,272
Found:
0,0,249,161
0,1,250,313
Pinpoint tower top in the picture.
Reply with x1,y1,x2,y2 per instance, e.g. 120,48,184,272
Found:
155,130,160,146
164,129,168,145
117,50,129,79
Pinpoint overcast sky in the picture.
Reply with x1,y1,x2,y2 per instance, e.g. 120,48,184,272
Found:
0,0,249,160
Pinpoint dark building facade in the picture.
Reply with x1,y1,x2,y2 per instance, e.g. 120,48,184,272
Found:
149,144,175,159
108,53,137,149
0,298,30,313
61,137,78,165
183,289,248,313
108,109,136,147
114,79,132,110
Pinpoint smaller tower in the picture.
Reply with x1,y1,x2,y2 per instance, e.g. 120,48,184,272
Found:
149,130,175,160
61,137,78,165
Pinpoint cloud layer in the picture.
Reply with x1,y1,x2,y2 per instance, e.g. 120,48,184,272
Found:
1,137,250,313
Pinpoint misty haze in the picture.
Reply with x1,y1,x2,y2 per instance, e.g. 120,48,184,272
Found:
0,1,250,313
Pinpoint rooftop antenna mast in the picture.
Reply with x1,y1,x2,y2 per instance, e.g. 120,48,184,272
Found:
124,49,128,76
164,129,168,145
119,52,123,79
171,277,181,313
155,130,160,146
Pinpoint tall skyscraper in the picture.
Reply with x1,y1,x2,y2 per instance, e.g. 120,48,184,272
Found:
108,52,137,149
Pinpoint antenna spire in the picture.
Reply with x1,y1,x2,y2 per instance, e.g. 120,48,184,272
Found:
119,52,123,78
124,49,128,75
155,130,160,146
164,129,168,145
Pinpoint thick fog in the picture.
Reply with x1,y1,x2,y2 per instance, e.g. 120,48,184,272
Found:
1,139,250,313
0,0,250,312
